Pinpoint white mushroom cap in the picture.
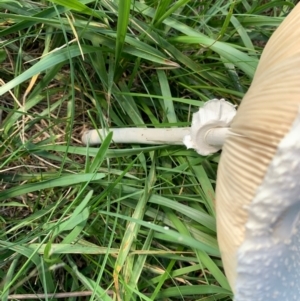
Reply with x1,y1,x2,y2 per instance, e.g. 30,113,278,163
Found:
216,3,300,300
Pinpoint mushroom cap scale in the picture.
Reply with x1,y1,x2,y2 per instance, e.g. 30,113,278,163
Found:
216,2,300,297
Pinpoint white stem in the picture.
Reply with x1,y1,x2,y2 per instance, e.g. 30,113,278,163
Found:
205,127,230,147
82,99,236,155
82,126,230,150
82,128,191,145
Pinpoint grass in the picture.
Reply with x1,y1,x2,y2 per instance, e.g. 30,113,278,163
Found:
0,0,297,300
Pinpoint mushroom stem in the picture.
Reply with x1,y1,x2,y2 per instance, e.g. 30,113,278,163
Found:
82,127,230,147
82,127,190,145
81,99,237,156
205,127,230,147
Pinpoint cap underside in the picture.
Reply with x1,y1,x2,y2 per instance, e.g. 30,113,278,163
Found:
216,3,300,292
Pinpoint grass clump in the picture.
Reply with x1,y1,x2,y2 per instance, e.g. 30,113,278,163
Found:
0,1,296,300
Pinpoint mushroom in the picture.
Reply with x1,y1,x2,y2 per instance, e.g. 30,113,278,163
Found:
216,3,300,300
82,98,236,156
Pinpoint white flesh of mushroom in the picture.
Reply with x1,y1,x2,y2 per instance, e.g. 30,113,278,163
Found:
235,110,300,301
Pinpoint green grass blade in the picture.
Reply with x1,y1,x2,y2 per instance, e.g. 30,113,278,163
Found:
48,0,105,19
157,70,177,123
0,174,106,202
115,0,131,66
